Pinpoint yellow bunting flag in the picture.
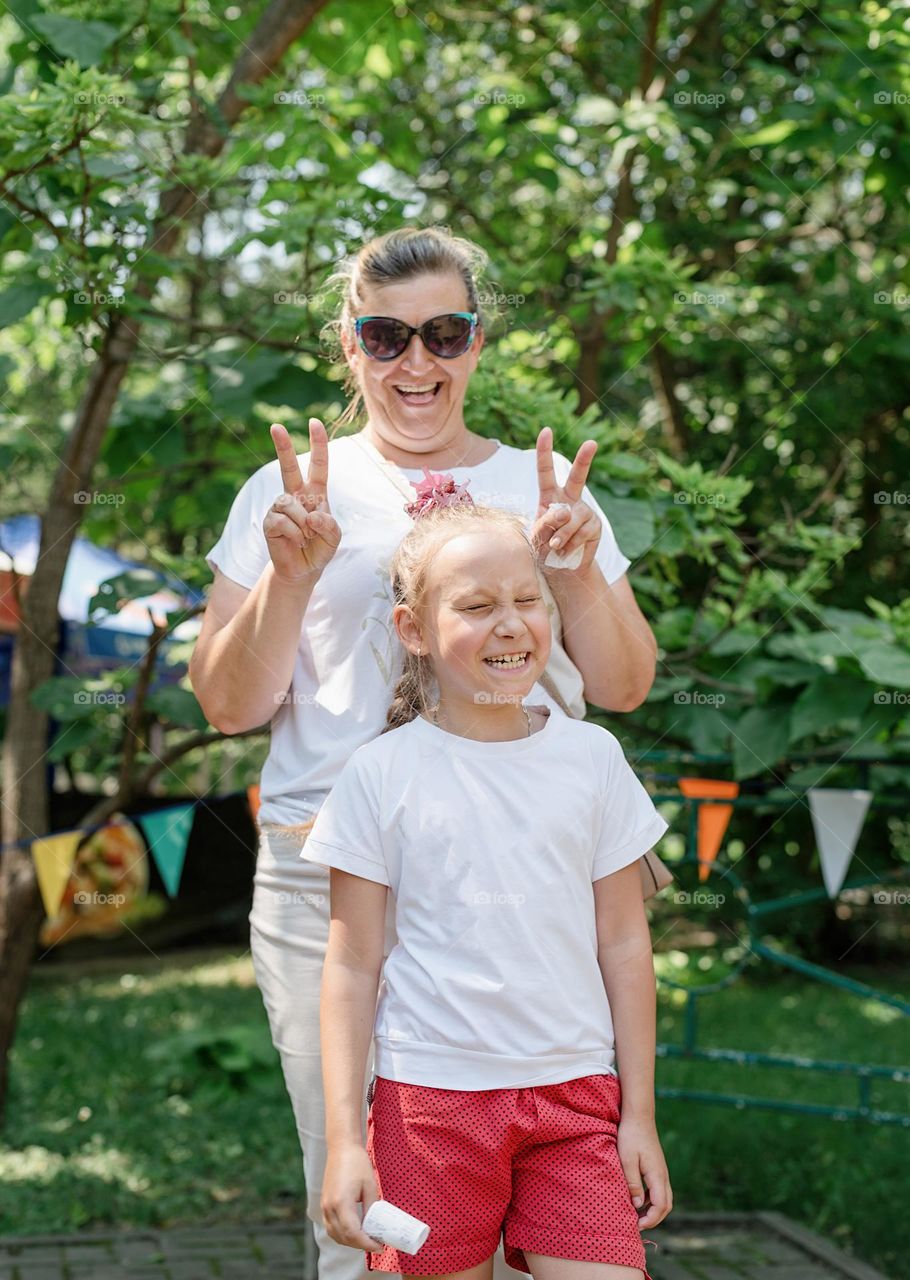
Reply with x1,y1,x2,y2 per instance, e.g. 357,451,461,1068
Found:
247,784,261,822
678,778,740,881
31,831,82,917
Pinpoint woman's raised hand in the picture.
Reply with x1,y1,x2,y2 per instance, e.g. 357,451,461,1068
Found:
530,426,602,576
264,419,341,582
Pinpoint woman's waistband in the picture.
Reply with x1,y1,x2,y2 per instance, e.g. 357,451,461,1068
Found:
258,815,319,838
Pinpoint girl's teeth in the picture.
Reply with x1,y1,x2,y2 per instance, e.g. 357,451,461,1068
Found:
485,654,528,667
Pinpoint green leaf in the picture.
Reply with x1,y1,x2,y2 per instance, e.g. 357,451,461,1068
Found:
788,674,872,743
732,705,792,779
742,119,801,147
0,282,51,328
857,642,910,690
30,15,119,66
145,685,208,731
590,487,655,559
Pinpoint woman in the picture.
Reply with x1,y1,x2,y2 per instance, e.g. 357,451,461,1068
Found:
189,227,658,1280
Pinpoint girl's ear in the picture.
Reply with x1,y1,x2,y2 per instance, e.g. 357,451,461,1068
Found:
393,603,423,656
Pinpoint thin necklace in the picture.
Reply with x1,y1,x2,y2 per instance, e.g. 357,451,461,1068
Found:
353,431,497,502
432,702,533,738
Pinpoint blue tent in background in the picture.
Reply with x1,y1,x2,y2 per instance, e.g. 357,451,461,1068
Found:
0,515,203,707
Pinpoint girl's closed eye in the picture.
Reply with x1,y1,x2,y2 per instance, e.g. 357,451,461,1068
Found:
464,596,541,612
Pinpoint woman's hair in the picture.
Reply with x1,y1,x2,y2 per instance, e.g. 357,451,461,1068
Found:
383,503,538,734
321,226,490,430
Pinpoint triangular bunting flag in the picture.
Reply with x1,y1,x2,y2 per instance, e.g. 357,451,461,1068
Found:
678,778,740,881
31,831,82,917
247,784,261,822
808,788,872,898
138,804,195,898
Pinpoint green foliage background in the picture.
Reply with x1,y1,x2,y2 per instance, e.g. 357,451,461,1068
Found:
2,0,909,947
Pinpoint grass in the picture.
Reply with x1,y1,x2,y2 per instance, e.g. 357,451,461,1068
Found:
1,948,907,1279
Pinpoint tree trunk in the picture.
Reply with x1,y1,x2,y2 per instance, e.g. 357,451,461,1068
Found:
0,0,331,1124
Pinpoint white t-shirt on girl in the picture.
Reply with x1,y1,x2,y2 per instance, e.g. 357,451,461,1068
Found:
301,708,668,1089
205,432,631,827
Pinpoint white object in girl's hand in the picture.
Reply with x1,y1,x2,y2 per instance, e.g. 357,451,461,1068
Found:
544,503,584,570
361,1200,431,1254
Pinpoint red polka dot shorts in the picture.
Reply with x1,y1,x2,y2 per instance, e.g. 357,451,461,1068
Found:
364,1072,654,1277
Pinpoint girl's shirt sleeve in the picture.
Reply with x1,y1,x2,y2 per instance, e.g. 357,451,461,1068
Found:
591,737,669,882
300,750,390,886
552,450,631,585
204,462,278,590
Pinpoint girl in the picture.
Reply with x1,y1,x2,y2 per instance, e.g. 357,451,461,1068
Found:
302,495,672,1280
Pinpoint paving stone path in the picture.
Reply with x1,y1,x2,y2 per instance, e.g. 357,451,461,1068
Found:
0,1212,890,1279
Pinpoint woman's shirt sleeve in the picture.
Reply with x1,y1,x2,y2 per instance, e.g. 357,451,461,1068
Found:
204,463,277,590
300,749,391,887
552,451,631,585
591,736,669,881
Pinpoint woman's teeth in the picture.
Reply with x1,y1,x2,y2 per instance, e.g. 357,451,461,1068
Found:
484,653,529,668
394,382,441,405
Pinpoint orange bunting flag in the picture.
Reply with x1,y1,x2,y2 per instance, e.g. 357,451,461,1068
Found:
678,778,740,881
31,830,83,917
247,784,261,822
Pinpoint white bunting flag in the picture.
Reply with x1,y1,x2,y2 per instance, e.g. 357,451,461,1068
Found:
808,788,873,898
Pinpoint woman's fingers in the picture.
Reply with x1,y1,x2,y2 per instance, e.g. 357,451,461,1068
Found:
270,419,332,509
305,417,330,502
562,439,598,504
535,427,558,507
636,1166,673,1230
270,423,306,495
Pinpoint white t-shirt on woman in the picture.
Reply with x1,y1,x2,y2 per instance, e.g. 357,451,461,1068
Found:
301,708,668,1089
204,432,631,827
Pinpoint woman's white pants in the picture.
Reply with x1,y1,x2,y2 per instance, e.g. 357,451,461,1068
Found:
250,828,525,1280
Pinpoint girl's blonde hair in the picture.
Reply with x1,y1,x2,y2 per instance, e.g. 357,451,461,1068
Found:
321,226,490,431
383,503,539,733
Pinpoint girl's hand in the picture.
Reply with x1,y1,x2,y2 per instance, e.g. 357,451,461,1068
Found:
617,1114,673,1231
530,426,602,576
321,1142,384,1252
263,419,341,582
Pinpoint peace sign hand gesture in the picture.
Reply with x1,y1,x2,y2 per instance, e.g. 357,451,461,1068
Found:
263,419,341,583
530,427,602,575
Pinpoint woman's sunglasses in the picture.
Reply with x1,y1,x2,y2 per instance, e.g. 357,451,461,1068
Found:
355,311,478,361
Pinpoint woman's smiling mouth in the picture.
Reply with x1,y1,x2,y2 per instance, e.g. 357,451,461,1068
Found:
394,382,442,405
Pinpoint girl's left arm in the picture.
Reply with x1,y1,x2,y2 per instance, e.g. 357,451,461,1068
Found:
595,860,673,1229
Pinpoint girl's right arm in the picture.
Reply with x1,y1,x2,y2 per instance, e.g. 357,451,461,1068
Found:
320,866,389,1251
